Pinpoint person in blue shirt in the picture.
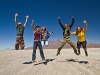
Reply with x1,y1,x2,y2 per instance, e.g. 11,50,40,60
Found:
41,26,53,47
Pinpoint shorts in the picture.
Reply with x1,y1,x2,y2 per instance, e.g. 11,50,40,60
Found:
41,40,48,47
77,41,87,49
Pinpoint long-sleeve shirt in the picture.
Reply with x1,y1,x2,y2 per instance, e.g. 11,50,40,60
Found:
58,18,74,36
41,30,53,41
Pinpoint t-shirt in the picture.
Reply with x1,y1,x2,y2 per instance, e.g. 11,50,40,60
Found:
73,29,86,42
41,30,48,41
64,28,69,36
34,31,41,41
16,26,25,36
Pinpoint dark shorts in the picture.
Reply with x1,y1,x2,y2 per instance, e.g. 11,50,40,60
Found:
77,41,87,49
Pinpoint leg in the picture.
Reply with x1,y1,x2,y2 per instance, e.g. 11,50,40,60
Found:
15,37,20,50
66,37,78,55
41,41,44,47
45,41,48,46
82,41,88,56
32,41,38,61
15,42,19,50
20,39,25,50
56,38,67,56
77,41,81,55
38,41,45,60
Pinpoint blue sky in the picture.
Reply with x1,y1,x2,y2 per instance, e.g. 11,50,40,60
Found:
0,0,100,50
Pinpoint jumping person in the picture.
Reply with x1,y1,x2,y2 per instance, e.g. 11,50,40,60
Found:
14,13,29,50
31,20,45,62
41,26,53,47
56,16,78,56
70,20,88,56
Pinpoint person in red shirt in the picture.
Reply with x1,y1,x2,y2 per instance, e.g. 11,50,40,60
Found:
31,20,45,62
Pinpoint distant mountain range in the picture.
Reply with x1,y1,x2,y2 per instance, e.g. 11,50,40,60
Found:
25,39,100,49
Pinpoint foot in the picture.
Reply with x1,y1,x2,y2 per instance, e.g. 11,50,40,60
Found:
78,50,80,55
31,60,36,63
74,51,79,55
75,52,79,55
85,52,88,56
42,59,46,61
56,52,60,56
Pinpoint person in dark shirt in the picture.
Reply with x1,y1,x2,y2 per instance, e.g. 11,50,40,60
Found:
56,16,78,56
14,13,29,50
31,20,45,63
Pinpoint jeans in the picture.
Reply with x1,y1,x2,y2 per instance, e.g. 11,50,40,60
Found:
32,41,45,60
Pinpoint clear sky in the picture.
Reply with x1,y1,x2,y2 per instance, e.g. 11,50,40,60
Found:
0,0,100,50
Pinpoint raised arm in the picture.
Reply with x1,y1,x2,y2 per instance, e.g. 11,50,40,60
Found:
69,16,74,28
24,15,29,27
14,13,18,26
31,20,34,31
83,20,88,31
58,17,64,29
47,30,54,38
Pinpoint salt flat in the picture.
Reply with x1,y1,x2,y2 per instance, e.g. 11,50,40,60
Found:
0,48,100,75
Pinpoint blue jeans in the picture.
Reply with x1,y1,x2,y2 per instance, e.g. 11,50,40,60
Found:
32,41,45,60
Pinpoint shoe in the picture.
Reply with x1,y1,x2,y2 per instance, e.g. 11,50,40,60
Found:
85,52,88,56
31,60,36,63
74,50,79,55
42,59,46,61
78,50,80,55
56,52,60,56
75,52,79,55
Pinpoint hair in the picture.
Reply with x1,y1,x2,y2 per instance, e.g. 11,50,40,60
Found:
17,23,22,28
35,26,40,30
65,23,68,25
41,26,46,31
76,26,83,35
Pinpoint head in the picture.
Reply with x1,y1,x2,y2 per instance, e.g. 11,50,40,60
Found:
41,26,46,31
17,22,22,28
35,26,40,31
76,26,83,32
64,23,68,28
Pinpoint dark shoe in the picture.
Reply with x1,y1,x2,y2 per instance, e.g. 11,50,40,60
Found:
85,52,88,56
75,52,79,55
74,50,79,55
56,52,60,56
78,50,80,55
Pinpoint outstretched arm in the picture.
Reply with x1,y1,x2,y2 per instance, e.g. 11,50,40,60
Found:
24,15,29,27
14,13,18,26
58,17,64,29
31,20,35,32
47,30,54,38
83,20,88,31
68,28,76,35
69,16,74,28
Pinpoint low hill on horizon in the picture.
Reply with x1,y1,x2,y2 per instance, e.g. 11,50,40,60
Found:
25,39,100,49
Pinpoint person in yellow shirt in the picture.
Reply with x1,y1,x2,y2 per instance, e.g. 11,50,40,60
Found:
70,20,88,56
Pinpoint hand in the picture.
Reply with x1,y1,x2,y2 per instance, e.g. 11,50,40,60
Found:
32,20,35,23
58,17,60,19
26,15,29,19
83,20,86,23
52,30,54,33
15,13,18,16
72,16,74,18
